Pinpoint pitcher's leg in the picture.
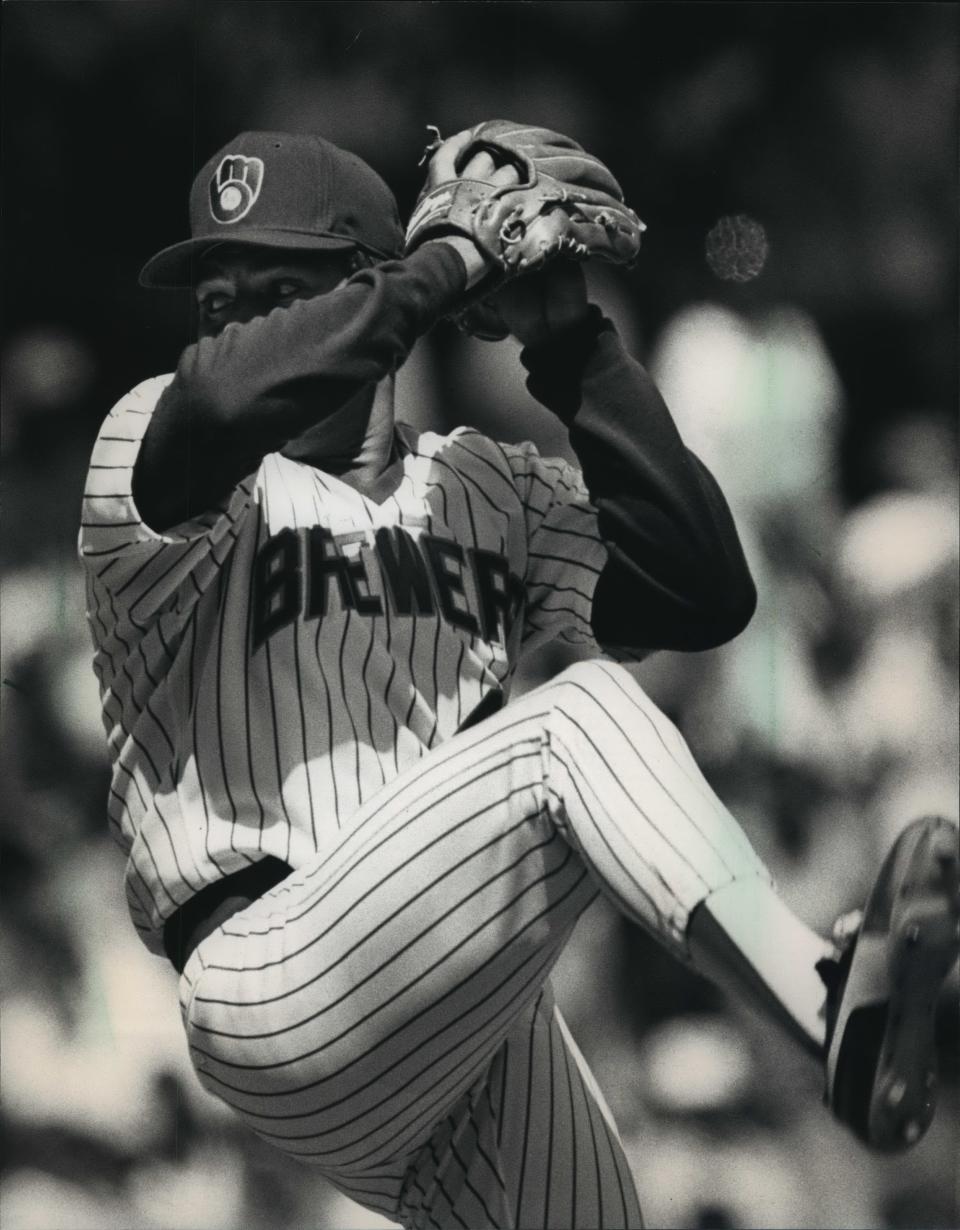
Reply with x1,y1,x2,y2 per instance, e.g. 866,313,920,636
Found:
540,658,773,950
180,702,602,1175
179,658,824,1203
494,988,643,1230
543,659,831,1051
399,984,643,1230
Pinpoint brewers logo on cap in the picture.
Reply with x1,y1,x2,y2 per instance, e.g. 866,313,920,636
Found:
209,154,264,224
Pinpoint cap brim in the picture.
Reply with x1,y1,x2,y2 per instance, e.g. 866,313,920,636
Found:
138,230,361,288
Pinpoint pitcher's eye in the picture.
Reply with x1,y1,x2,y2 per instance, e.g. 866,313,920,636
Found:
273,279,304,300
197,290,233,314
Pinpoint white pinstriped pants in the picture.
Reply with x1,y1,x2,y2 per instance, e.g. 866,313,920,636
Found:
179,660,770,1229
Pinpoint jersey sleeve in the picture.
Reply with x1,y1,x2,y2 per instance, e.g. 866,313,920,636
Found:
78,375,255,620
504,441,609,656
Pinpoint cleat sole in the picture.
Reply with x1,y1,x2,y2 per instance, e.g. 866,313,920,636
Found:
827,816,959,1152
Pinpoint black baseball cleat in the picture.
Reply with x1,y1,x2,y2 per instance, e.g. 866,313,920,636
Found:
818,815,959,1152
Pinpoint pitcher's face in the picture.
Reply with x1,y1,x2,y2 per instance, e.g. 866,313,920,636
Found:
194,245,354,337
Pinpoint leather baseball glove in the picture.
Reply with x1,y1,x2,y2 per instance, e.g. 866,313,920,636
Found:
405,120,645,340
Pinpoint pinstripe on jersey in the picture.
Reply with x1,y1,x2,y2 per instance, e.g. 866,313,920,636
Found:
80,376,608,953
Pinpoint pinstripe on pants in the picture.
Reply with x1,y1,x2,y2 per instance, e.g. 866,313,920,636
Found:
178,658,769,1228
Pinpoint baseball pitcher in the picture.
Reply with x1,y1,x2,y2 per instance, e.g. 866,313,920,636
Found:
80,125,959,1229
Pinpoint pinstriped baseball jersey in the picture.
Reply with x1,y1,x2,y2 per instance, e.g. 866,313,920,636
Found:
79,374,609,955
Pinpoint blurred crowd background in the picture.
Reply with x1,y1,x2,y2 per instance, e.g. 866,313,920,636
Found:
2,3,957,1228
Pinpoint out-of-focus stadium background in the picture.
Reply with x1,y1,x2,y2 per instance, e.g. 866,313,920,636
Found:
2,4,957,1228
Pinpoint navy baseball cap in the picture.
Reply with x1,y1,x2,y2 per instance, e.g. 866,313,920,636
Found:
139,131,404,288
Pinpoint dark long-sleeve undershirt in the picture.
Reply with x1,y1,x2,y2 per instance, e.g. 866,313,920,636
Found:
133,242,755,653
133,243,469,532
521,307,756,652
